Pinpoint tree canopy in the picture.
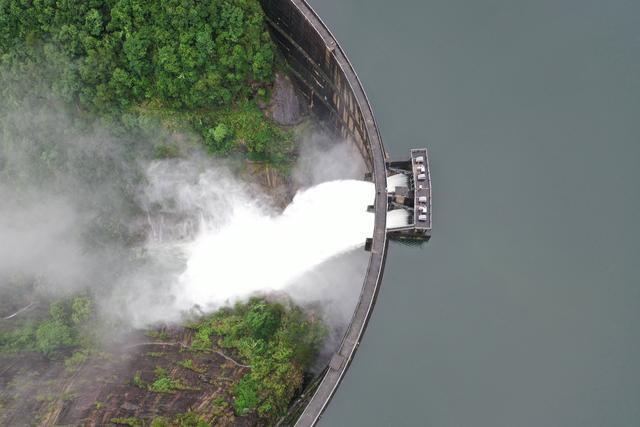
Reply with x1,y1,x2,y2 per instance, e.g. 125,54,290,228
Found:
0,0,292,164
0,0,274,111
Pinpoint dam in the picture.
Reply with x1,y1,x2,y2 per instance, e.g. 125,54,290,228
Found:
259,0,431,424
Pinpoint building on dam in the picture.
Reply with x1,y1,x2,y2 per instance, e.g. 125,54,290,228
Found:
386,148,432,241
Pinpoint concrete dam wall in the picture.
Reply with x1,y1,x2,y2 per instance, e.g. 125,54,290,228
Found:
259,0,390,425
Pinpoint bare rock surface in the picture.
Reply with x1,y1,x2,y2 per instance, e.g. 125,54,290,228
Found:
268,73,303,126
0,328,258,426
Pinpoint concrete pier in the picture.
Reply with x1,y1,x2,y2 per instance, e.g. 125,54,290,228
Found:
387,149,432,240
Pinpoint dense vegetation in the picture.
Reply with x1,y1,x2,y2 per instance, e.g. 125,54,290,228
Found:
0,297,96,359
0,0,293,165
190,297,327,421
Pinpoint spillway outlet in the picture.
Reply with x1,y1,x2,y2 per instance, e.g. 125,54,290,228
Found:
385,148,432,241
364,237,373,252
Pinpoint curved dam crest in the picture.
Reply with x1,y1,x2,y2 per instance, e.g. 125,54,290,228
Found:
259,0,393,425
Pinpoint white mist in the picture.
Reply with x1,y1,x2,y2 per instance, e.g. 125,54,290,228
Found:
172,179,375,311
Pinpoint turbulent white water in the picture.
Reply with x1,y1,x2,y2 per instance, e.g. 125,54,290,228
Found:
387,173,408,192
387,209,410,229
173,179,375,311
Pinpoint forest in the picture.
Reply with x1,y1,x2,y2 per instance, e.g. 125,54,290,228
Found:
0,296,326,425
0,0,293,164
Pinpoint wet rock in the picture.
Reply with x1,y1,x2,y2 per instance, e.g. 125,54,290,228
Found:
268,73,303,125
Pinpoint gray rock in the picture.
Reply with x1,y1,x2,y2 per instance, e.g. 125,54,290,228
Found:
268,74,302,125
120,402,140,411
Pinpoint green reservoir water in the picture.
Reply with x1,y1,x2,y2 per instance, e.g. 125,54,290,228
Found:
308,0,640,426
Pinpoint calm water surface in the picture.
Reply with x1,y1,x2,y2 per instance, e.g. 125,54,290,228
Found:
307,0,640,426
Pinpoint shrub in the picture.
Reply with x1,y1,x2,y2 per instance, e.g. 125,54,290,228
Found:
0,297,98,356
110,418,143,427
64,350,89,371
174,411,211,427
213,123,230,145
150,417,171,427
71,297,94,325
35,319,74,357
149,376,179,393
0,324,36,353
148,366,190,393
132,371,145,389
233,374,260,415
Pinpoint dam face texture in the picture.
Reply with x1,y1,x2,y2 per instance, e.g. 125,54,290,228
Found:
259,0,431,425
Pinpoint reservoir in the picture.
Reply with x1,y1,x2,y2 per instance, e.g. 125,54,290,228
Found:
308,0,640,426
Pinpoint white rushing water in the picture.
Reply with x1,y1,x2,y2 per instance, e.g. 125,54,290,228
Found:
387,173,408,192
173,179,375,310
386,209,410,229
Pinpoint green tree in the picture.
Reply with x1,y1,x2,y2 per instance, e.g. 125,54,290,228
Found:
71,297,94,325
84,9,103,37
35,318,74,356
213,123,230,144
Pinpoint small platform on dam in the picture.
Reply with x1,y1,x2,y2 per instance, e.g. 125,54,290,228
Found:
386,148,432,240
